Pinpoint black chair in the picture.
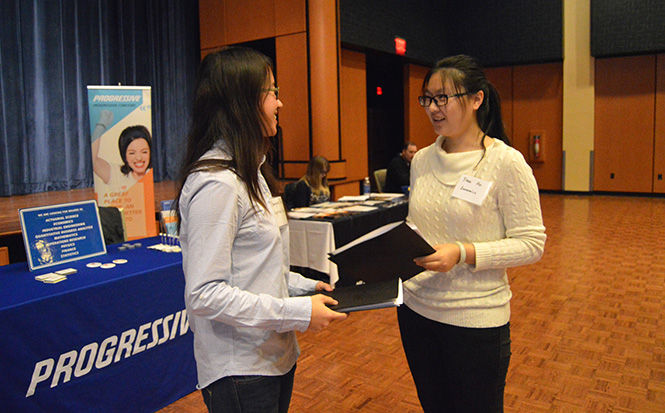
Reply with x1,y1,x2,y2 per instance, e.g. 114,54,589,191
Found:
98,206,127,245
283,181,299,210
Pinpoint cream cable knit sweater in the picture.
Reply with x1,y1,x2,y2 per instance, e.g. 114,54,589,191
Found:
404,136,546,328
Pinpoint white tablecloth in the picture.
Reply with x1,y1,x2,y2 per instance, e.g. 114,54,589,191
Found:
288,219,339,286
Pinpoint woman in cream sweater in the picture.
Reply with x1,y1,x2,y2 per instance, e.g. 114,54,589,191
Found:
399,55,546,413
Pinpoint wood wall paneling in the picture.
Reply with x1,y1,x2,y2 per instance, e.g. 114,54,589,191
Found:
654,54,665,193
283,163,308,179
274,0,306,36
594,55,655,192
327,160,347,180
330,181,360,201
340,49,368,183
200,0,306,50
0,246,8,266
484,66,514,139
225,0,275,44
404,64,436,151
276,33,310,165
199,0,226,49
308,0,341,160
512,63,563,190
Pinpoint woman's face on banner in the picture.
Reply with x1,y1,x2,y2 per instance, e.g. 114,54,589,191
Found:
126,138,150,175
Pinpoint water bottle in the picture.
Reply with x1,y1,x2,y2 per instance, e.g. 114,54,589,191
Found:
362,177,371,195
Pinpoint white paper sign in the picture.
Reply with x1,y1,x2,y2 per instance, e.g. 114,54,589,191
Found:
451,174,492,206
271,197,288,227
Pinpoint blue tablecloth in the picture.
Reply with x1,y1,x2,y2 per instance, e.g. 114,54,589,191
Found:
0,237,196,412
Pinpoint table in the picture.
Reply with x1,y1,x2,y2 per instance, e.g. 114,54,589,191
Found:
288,198,408,286
289,219,338,284
0,237,196,412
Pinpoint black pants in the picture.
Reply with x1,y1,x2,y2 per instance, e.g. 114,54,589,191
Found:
201,365,296,413
397,306,511,413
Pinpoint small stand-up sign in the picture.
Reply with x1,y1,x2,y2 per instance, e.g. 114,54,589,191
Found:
19,200,106,271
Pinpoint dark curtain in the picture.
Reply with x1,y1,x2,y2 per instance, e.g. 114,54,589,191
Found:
0,0,200,196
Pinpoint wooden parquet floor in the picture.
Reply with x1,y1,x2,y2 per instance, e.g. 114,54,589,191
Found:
156,193,665,412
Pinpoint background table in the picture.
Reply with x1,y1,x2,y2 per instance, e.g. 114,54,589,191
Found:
289,220,338,284
289,199,408,286
0,237,196,412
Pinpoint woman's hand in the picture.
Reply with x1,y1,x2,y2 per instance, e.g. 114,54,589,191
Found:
315,281,333,292
414,243,463,273
308,294,347,332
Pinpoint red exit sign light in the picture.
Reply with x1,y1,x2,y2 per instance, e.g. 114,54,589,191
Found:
394,37,406,55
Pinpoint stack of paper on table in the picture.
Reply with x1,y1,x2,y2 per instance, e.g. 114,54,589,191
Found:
337,195,370,202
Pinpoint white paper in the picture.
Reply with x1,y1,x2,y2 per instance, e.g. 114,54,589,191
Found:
451,174,493,206
331,220,403,254
287,211,318,219
270,197,288,227
344,205,378,212
338,195,370,202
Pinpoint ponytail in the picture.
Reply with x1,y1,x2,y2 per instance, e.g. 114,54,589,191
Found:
478,83,510,146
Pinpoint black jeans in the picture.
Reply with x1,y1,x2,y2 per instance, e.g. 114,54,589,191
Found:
201,365,296,413
397,306,511,413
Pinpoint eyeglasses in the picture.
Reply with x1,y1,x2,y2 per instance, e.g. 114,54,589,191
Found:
263,87,279,99
418,92,470,107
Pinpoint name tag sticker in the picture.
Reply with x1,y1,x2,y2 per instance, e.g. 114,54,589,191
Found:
270,197,288,227
451,175,493,206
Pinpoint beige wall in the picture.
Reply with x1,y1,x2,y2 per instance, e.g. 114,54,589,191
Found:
562,0,595,191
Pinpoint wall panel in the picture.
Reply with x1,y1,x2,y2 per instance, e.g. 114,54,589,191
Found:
404,64,436,150
513,63,563,190
276,33,310,166
654,54,665,193
199,0,225,49
340,49,368,182
225,0,275,44
275,0,306,35
330,181,359,201
594,56,654,192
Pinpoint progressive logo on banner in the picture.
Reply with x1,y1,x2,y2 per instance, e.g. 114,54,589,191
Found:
26,309,189,398
87,86,157,241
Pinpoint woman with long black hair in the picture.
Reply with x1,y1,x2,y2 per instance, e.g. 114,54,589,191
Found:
175,47,346,413
399,55,546,412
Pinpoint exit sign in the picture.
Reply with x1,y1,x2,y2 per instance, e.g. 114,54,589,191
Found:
394,37,406,55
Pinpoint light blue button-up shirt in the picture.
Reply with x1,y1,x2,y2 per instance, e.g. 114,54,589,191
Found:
179,144,317,389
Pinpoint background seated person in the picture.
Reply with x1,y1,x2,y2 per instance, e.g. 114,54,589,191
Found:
287,156,330,208
385,141,417,193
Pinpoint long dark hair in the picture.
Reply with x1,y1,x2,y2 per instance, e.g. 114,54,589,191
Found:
118,125,152,175
174,47,279,231
423,55,510,147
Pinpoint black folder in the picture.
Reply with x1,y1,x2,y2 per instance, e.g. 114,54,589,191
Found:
316,278,403,313
328,221,435,285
